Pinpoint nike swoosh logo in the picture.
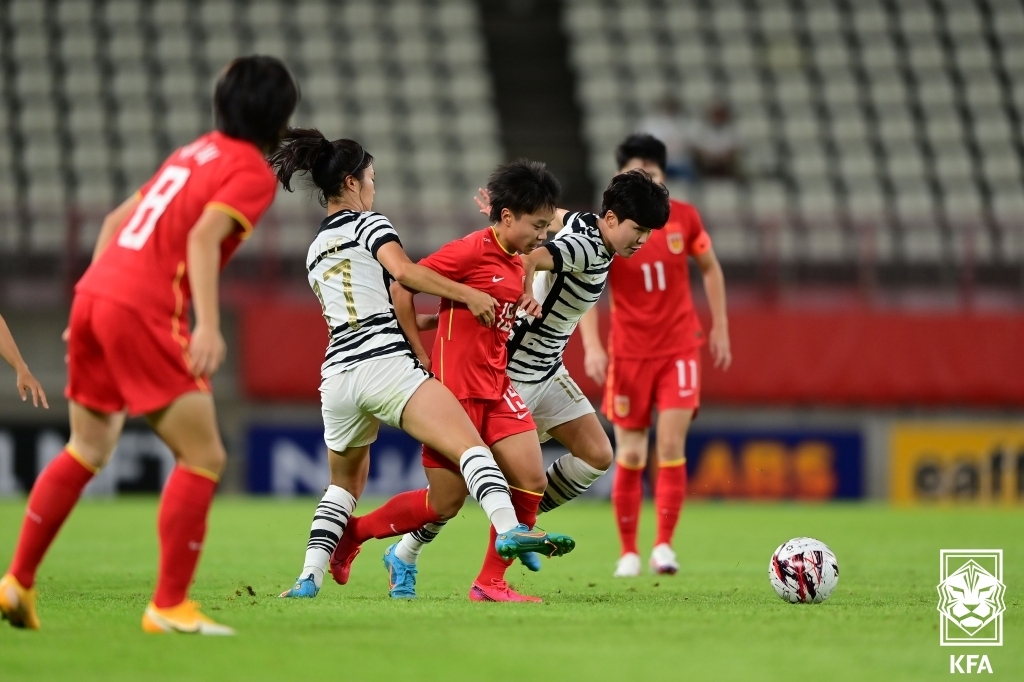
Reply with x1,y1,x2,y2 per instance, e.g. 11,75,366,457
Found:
492,276,504,282
516,412,528,420
679,390,694,397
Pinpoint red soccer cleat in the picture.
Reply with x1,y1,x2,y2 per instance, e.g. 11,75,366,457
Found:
468,578,542,603
329,532,362,586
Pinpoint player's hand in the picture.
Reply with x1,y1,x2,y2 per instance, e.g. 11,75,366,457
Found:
473,188,492,217
416,313,439,331
583,344,608,385
709,325,732,370
16,365,49,409
466,289,498,327
188,324,227,377
515,294,542,318
415,350,432,373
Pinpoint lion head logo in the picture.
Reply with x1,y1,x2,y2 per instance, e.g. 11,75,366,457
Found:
936,560,1006,635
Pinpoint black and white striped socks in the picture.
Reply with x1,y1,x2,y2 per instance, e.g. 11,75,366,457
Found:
300,485,356,588
540,453,607,512
459,445,518,533
394,520,447,564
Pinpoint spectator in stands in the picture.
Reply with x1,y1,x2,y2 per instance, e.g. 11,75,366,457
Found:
638,96,695,182
690,99,742,180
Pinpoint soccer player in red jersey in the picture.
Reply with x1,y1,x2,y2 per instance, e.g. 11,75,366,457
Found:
0,57,298,634
329,160,570,602
0,312,48,408
579,134,731,577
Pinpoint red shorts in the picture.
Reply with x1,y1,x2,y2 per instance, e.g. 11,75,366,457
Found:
65,293,209,416
422,383,536,472
603,349,701,430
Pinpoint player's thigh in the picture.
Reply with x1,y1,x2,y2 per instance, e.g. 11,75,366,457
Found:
424,467,468,520
401,379,486,463
613,424,650,469
320,372,382,453
65,294,128,417
654,409,694,463
489,431,546,493
146,391,226,476
67,400,126,470
547,411,614,471
603,357,655,434
328,445,371,498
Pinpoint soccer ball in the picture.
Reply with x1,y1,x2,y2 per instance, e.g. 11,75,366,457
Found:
769,537,839,604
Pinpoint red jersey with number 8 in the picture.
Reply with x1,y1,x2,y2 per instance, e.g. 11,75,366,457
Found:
607,199,711,359
76,131,277,324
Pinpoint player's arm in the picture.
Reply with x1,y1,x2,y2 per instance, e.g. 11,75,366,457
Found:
0,312,48,408
694,246,731,370
186,208,237,377
92,193,141,262
389,282,432,371
579,302,608,385
376,241,497,327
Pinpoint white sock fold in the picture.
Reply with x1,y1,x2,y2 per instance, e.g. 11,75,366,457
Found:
394,521,447,564
458,445,518,533
540,453,608,513
300,485,356,589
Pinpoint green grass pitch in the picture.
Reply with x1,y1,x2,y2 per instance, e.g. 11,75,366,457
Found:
1,498,1020,681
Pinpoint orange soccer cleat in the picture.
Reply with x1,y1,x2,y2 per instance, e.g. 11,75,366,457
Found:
141,600,235,635
0,573,41,630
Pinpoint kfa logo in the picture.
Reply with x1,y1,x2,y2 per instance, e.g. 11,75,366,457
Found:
937,549,1005,646
949,655,993,674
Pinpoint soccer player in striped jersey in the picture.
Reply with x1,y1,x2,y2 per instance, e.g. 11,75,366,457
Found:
334,170,671,595
581,135,731,577
270,132,574,600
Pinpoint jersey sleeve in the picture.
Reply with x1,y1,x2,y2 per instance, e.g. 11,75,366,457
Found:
356,212,403,259
685,205,712,257
543,230,598,274
205,166,277,240
418,236,472,281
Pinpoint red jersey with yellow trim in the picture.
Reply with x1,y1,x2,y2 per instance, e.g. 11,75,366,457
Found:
419,227,525,401
76,131,276,324
607,199,711,359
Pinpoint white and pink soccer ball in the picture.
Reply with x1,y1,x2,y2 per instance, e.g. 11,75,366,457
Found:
769,537,839,604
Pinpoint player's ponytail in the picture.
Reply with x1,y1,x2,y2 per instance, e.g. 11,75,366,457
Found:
271,128,374,207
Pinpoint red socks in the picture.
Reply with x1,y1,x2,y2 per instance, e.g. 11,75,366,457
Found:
347,489,443,545
476,487,541,584
8,448,96,588
152,466,217,609
612,463,644,556
655,462,687,547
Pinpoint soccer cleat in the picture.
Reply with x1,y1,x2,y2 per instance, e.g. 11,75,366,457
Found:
469,578,542,603
494,524,575,561
518,551,542,572
383,543,417,599
0,573,40,630
329,531,362,586
613,552,641,578
650,543,679,575
279,574,319,599
141,600,235,635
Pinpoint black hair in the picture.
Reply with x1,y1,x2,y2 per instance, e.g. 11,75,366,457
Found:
486,159,561,222
600,169,671,229
270,128,374,207
615,133,667,173
214,55,299,152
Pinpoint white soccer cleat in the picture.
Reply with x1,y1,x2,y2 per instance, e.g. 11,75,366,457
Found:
649,544,679,575
613,552,642,577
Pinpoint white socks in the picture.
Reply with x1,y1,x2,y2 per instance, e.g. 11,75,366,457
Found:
300,485,356,588
539,453,607,513
458,446,518,533
394,521,447,564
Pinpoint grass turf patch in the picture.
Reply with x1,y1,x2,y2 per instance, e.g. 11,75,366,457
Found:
1,498,1021,681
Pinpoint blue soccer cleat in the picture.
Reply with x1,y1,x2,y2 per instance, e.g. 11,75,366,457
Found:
494,524,575,562
278,573,319,599
518,551,542,572
383,544,418,599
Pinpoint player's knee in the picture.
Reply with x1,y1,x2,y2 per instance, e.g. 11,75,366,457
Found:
429,492,465,520
656,437,686,463
519,471,548,495
583,440,614,471
178,444,226,477
616,447,646,469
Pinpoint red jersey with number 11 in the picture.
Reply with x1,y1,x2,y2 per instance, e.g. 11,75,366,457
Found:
76,131,277,324
607,199,711,359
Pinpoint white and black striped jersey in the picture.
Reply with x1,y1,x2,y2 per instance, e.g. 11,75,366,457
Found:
306,209,412,378
507,211,613,383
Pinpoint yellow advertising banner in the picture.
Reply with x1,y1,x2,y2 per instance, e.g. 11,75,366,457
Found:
890,423,1024,505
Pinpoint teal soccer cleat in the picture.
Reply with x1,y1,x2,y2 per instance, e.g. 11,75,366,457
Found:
383,544,418,599
494,524,575,562
278,574,319,599
519,551,542,572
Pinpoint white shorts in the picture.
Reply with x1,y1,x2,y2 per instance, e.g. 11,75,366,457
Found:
320,354,431,451
512,366,595,443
